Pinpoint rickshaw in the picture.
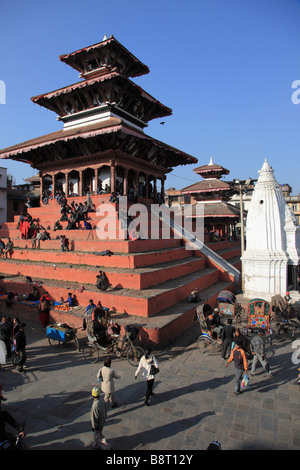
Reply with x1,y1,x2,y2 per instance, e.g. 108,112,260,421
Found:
195,303,222,355
245,298,272,344
271,294,300,338
217,290,245,325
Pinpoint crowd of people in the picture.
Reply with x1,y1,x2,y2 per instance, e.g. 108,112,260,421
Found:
12,193,96,249
200,306,274,396
0,315,27,373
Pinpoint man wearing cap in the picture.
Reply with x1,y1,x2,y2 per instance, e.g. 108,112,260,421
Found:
90,387,108,448
209,308,223,339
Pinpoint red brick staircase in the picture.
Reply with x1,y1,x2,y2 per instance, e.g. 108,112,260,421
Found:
0,197,241,346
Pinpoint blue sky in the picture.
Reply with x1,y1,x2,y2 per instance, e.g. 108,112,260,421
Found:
1,0,300,193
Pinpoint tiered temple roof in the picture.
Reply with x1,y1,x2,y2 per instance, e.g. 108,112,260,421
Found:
0,35,197,193
182,157,236,201
181,157,240,235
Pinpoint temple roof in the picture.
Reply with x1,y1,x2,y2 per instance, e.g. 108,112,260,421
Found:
181,178,233,194
193,157,229,178
31,72,172,123
0,117,197,169
1,36,198,174
59,35,150,79
178,201,241,219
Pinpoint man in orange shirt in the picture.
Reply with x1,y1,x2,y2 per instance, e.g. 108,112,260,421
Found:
226,338,248,395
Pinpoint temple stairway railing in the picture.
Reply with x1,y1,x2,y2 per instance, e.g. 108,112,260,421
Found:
151,205,241,289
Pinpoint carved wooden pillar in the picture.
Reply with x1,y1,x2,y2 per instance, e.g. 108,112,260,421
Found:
52,174,55,195
161,176,165,200
39,175,44,204
110,164,116,193
65,172,69,197
123,168,128,196
79,170,83,197
95,167,99,194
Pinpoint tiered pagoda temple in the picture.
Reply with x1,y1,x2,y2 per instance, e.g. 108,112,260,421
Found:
181,157,240,239
0,35,197,201
0,37,241,346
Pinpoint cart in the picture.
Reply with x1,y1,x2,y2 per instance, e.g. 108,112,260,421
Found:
246,298,272,344
46,323,79,350
217,290,245,324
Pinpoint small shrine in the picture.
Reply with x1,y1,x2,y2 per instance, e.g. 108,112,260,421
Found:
181,157,240,240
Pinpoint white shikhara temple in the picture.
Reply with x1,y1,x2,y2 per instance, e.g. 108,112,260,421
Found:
241,159,300,300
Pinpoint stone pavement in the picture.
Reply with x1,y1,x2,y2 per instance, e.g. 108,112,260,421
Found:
0,318,300,451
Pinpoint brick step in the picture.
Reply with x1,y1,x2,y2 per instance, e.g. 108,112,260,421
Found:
0,255,207,290
13,203,171,225
215,246,241,261
9,245,193,269
206,240,240,252
136,279,235,345
0,222,170,240
0,236,182,253
0,279,234,347
0,227,128,240
0,266,222,317
226,255,241,270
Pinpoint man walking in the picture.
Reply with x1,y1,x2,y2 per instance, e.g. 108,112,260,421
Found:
14,323,27,372
226,337,248,395
221,317,235,360
90,387,110,449
97,358,120,408
250,328,273,378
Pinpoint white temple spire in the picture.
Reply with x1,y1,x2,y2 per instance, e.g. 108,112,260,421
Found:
241,159,300,299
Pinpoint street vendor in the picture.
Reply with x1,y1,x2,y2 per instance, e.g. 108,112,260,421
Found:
38,295,51,328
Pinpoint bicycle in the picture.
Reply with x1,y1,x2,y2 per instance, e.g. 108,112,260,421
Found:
197,332,222,355
82,334,144,366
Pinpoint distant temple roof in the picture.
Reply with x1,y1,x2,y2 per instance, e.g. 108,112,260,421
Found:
181,157,236,200
181,178,233,194
193,156,229,178
177,201,241,219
